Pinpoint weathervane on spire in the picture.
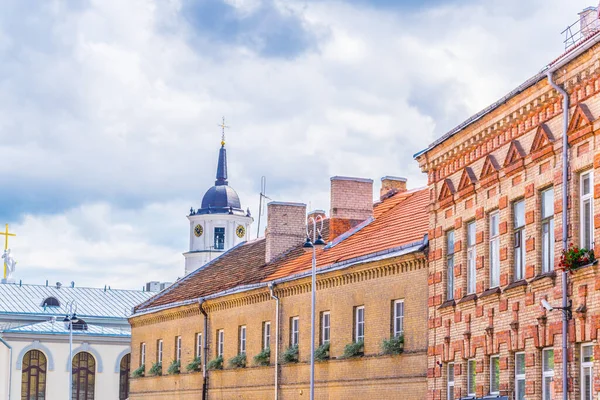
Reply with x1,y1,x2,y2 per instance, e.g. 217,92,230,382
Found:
217,116,230,147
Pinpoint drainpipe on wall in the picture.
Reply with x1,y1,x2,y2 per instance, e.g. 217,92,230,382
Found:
0,337,11,400
547,70,569,400
198,299,209,400
268,283,279,400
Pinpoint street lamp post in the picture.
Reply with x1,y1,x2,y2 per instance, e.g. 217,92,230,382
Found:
63,301,79,400
303,215,326,400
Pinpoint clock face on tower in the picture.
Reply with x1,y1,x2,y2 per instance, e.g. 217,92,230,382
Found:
194,224,203,237
236,225,246,238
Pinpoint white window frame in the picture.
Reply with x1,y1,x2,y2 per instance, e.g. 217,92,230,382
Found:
447,363,455,400
291,317,299,346
355,306,365,343
447,230,455,300
467,222,477,294
175,336,182,362
490,355,500,395
263,322,271,349
393,299,404,337
580,171,594,250
239,325,246,354
196,333,202,359
214,227,226,250
515,352,526,400
542,348,554,400
321,312,330,344
157,339,163,364
217,329,224,357
514,200,526,281
489,212,500,287
140,342,146,366
467,359,476,396
541,188,555,273
581,343,594,400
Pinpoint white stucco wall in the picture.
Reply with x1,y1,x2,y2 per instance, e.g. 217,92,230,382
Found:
0,336,130,400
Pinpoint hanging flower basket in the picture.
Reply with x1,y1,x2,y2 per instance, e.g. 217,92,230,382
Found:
559,243,596,273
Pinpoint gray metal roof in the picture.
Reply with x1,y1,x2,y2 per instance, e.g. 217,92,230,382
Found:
3,320,130,337
0,283,153,319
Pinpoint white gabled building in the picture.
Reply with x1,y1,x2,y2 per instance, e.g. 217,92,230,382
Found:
0,282,153,400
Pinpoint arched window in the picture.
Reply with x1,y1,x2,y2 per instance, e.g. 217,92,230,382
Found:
72,319,88,331
72,352,95,400
21,350,47,400
41,297,60,307
119,354,131,400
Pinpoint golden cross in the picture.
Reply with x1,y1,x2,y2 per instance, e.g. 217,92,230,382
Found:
217,116,230,147
0,224,15,279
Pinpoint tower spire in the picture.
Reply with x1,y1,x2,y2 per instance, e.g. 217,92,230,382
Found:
215,117,230,186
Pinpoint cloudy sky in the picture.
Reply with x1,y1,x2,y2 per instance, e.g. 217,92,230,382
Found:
0,0,592,289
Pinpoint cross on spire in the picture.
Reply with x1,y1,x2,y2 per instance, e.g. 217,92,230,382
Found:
217,116,230,147
0,224,16,252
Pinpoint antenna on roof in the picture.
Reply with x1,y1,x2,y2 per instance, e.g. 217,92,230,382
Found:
256,176,271,238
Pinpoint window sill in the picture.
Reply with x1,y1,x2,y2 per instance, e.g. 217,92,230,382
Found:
478,287,501,299
503,279,527,294
457,294,477,305
530,271,556,284
438,300,456,310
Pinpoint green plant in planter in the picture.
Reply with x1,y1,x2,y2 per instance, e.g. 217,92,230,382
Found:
207,356,223,370
167,360,181,375
382,335,404,355
342,340,364,358
254,348,271,366
229,353,247,368
148,362,162,376
186,357,202,372
314,342,330,361
281,344,299,364
560,243,596,272
131,364,145,378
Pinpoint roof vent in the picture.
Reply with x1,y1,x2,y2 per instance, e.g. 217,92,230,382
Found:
55,282,62,289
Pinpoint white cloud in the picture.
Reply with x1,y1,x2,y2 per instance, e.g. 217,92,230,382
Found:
0,0,592,288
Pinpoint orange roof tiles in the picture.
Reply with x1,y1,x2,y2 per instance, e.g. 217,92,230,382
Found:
135,188,429,313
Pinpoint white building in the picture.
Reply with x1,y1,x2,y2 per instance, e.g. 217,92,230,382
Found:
0,282,153,400
184,139,253,275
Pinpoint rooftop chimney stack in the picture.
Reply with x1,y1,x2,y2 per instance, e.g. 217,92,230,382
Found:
380,176,408,200
265,201,307,263
579,6,600,37
329,176,373,241
307,209,326,222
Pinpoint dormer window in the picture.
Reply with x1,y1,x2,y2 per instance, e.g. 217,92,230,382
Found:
41,297,60,308
72,318,88,331
214,228,225,250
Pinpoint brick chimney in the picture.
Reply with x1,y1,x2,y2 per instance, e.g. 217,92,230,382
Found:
307,209,326,222
265,201,307,263
329,176,373,241
380,176,407,200
579,6,600,36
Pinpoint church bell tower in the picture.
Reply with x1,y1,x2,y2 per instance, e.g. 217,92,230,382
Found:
183,120,253,275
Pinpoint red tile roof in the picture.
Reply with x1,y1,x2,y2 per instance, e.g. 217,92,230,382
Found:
135,188,429,313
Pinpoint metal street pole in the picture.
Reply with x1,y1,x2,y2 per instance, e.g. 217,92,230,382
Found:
310,244,316,400
68,321,72,400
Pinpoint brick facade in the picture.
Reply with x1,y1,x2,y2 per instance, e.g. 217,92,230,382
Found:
417,40,600,400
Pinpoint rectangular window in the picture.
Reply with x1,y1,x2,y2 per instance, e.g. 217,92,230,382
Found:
467,222,476,294
214,227,225,250
581,343,594,400
513,200,526,280
263,322,271,350
157,339,163,364
321,312,330,344
217,330,224,357
355,306,365,342
489,212,500,287
140,342,146,366
581,171,594,250
515,352,525,400
541,188,555,273
196,333,202,359
446,230,455,300
490,355,500,395
393,300,404,337
239,326,246,354
291,317,299,346
467,359,476,396
542,348,554,400
447,363,454,400
175,336,182,362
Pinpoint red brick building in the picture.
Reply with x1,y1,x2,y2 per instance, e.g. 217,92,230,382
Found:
416,11,600,400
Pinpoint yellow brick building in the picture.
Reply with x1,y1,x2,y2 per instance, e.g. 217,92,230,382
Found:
129,176,430,399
